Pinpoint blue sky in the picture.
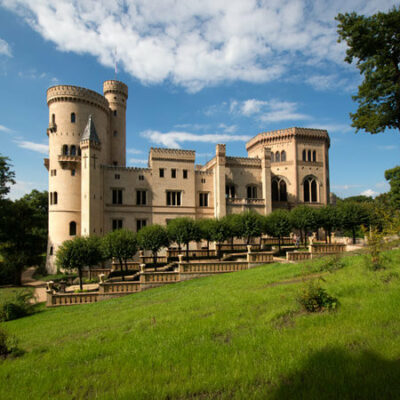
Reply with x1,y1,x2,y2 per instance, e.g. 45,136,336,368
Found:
0,0,398,200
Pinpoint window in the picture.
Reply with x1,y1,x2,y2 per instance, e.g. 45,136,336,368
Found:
52,114,56,124
51,169,57,176
62,145,68,155
71,169,76,176
183,169,188,179
136,190,147,205
247,185,257,199
159,168,165,178
302,149,306,161
70,145,76,156
281,150,286,162
71,113,76,123
271,152,275,162
312,150,316,162
69,221,76,236
113,131,117,137
201,178,206,183
166,191,181,206
112,219,123,231
275,151,280,162
303,177,318,203
53,192,58,205
171,168,176,178
78,147,81,156
49,246,53,256
199,192,209,207
136,219,147,232
308,150,312,162
225,184,235,199
139,175,144,181
113,110,117,116
115,174,120,180
113,161,118,166
112,189,123,204
50,192,53,205
272,177,287,201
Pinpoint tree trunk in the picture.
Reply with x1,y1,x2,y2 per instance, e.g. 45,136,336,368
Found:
278,236,281,252
328,230,332,244
78,268,83,291
352,228,356,245
119,258,125,281
153,252,157,269
207,240,210,257
299,230,304,247
125,260,128,278
186,242,190,261
231,237,234,250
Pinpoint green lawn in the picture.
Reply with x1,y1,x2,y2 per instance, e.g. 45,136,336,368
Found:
0,287,34,302
1,250,400,399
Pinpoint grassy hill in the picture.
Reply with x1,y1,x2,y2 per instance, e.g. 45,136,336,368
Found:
1,249,400,399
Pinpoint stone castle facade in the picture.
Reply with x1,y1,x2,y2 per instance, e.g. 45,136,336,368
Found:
44,80,330,273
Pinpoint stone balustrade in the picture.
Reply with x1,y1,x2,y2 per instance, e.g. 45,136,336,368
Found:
111,261,141,271
218,243,261,252
46,291,99,307
180,261,249,274
167,249,217,258
310,243,346,253
262,237,293,246
100,282,140,294
247,252,274,263
286,251,312,262
139,256,168,264
82,268,111,279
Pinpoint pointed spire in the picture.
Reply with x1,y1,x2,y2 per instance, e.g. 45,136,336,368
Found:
81,115,100,144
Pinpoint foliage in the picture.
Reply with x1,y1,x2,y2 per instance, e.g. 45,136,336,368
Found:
364,228,387,271
0,289,34,322
297,280,338,312
196,219,216,256
209,218,230,258
56,236,103,290
222,214,242,245
102,229,137,280
336,7,400,134
235,211,263,244
263,210,291,250
316,205,340,243
0,328,19,359
0,154,16,200
384,165,400,209
137,224,169,265
167,218,200,259
336,201,370,244
289,205,318,245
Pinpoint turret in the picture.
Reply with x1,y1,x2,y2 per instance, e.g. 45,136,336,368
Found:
103,80,128,166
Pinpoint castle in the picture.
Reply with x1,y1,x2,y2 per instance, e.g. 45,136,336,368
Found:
44,80,330,273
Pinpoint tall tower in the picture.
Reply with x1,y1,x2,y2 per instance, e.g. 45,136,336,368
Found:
103,80,128,166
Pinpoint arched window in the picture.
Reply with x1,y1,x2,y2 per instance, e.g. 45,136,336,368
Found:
69,221,76,236
50,192,53,205
71,113,76,123
312,150,316,162
247,185,257,199
53,192,58,205
275,151,280,162
281,150,286,162
303,177,318,203
271,152,275,162
70,145,76,156
225,184,235,199
78,147,81,156
302,149,306,161
272,177,288,202
308,150,312,162
52,114,56,124
62,145,68,155
113,110,117,116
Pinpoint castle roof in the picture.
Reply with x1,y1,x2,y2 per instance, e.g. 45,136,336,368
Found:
81,115,100,144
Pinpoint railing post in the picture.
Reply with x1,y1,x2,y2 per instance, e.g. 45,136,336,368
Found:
46,281,54,307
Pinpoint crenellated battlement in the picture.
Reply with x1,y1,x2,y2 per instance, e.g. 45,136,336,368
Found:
150,147,196,162
103,80,128,98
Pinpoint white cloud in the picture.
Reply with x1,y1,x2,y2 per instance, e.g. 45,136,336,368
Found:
375,181,389,189
378,145,397,151
128,158,148,165
0,124,13,133
15,140,49,154
8,180,46,200
127,148,144,155
231,98,310,122
141,129,251,148
0,38,11,57
361,189,378,198
2,0,397,91
305,74,358,92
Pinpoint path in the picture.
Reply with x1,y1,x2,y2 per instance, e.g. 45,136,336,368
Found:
21,267,47,303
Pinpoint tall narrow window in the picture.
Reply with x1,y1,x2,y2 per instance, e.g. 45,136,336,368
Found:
69,221,76,236
272,177,288,201
312,150,316,162
71,169,76,176
112,219,123,231
271,152,275,162
279,180,287,201
54,192,58,205
71,113,76,123
78,147,81,156
70,145,76,156
166,191,181,206
311,180,317,202
50,192,53,205
302,149,306,161
159,168,164,178
113,110,117,116
183,169,188,179
136,219,147,232
275,151,280,162
247,185,257,199
171,169,176,178
52,114,56,124
113,131,117,137
272,179,279,201
303,177,318,203
62,145,68,155
308,150,312,162
199,193,209,207
136,190,147,205
281,150,286,162
112,189,123,204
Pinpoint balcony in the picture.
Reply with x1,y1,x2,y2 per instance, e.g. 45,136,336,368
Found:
44,158,49,170
226,198,265,207
47,122,57,135
58,154,81,168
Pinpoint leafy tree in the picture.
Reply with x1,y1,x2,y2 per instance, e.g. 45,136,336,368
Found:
263,210,291,251
222,214,242,249
137,224,169,266
102,229,138,280
196,219,215,257
167,217,200,260
56,236,103,290
289,206,318,246
338,195,374,204
0,155,15,200
236,211,263,245
337,202,370,244
336,7,400,134
209,218,230,259
384,165,400,209
316,205,340,243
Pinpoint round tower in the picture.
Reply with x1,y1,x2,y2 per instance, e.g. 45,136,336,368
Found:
103,80,128,166
45,85,110,273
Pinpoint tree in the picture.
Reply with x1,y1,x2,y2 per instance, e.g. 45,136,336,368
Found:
102,229,138,280
195,219,215,257
209,218,230,259
137,224,169,266
0,155,15,200
336,7,400,134
263,210,291,251
167,218,200,260
337,202,370,244
316,205,340,243
236,211,263,245
289,206,318,246
222,214,242,249
384,165,400,209
56,236,103,290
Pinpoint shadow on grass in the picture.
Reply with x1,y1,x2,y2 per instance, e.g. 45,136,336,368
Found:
269,347,400,400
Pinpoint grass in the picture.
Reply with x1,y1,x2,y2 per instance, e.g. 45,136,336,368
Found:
0,287,34,302
1,250,400,399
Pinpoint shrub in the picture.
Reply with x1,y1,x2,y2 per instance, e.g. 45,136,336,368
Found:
312,254,346,273
0,328,19,358
297,281,338,312
0,290,34,322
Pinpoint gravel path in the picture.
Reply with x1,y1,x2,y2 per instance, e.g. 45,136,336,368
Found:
21,267,47,303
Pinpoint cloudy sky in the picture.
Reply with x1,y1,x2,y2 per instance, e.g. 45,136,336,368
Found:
0,0,398,199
